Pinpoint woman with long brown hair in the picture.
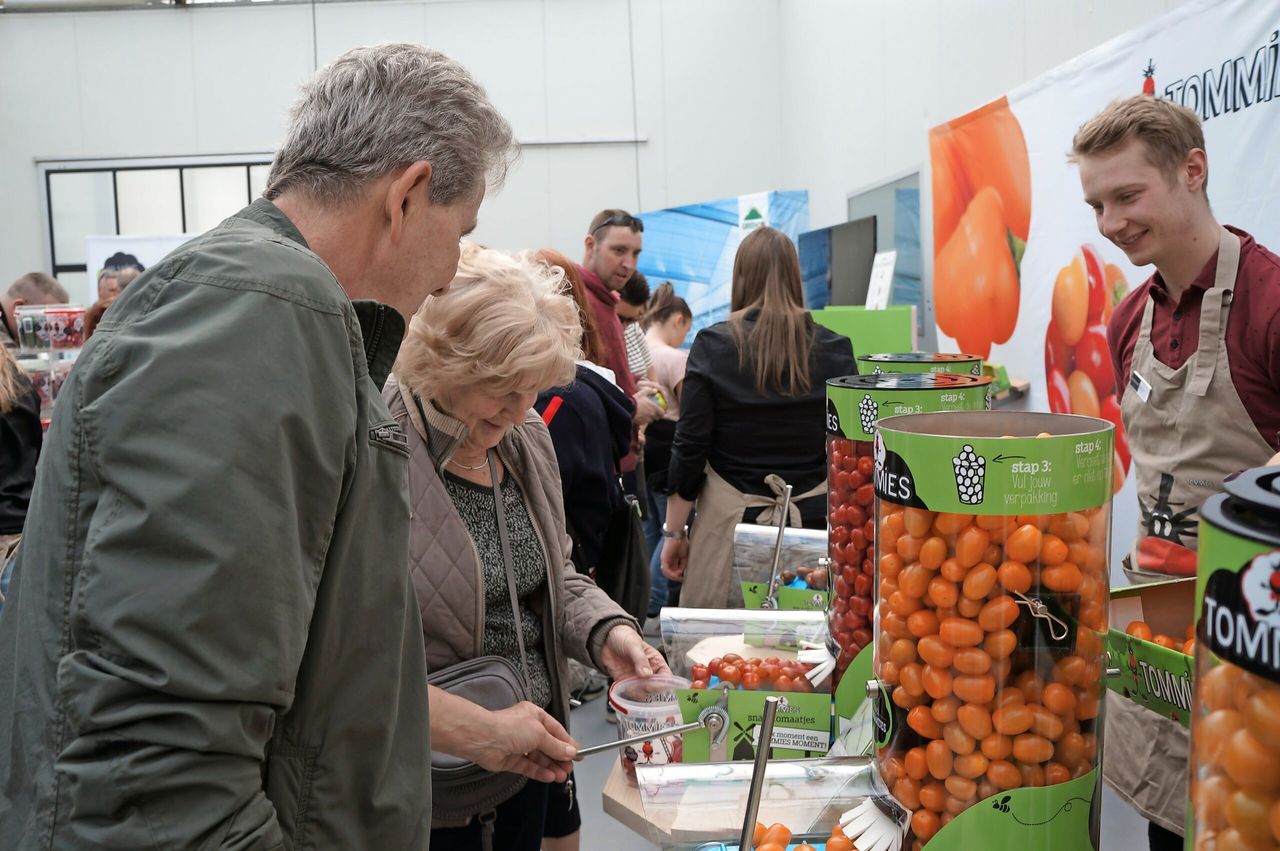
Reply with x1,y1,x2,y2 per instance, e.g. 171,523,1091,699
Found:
659,227,855,608
0,346,41,605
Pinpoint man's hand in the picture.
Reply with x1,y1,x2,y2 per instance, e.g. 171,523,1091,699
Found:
429,688,578,782
660,537,688,582
598,624,670,681
464,703,579,783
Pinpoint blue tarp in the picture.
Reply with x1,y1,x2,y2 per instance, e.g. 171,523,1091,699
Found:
636,191,810,338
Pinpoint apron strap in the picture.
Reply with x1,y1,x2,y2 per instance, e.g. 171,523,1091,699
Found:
1187,228,1241,397
753,473,825,527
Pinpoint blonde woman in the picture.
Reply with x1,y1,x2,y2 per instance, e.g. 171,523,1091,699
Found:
0,346,41,604
384,245,667,850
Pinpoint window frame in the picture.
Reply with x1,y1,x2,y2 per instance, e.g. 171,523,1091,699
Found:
39,153,273,278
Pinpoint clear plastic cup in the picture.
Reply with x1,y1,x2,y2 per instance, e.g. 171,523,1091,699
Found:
609,674,691,784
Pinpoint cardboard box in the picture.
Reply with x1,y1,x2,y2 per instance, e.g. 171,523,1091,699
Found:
1105,577,1196,727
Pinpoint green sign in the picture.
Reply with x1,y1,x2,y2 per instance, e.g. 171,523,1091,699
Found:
677,688,832,762
740,581,830,611
827,374,991,442
1104,627,1194,728
875,412,1113,516
927,769,1099,850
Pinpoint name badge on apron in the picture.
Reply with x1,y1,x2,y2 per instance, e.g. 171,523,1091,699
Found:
1129,370,1152,403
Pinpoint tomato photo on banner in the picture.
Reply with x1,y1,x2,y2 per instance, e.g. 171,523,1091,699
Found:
930,97,1029,362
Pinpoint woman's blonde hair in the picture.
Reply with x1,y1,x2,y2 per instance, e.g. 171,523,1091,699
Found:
395,244,582,401
1,346,29,414
729,227,814,397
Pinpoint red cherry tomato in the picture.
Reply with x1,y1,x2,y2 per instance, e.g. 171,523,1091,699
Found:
1045,320,1073,377
690,664,708,682
1100,394,1130,471
1082,244,1107,323
774,675,793,692
742,671,761,690
690,679,707,690
1074,324,1115,398
718,664,741,687
1046,367,1071,413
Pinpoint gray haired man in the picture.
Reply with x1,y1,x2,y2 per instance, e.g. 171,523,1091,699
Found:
0,45,543,850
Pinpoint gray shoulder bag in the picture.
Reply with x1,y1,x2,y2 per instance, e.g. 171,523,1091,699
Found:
427,450,534,832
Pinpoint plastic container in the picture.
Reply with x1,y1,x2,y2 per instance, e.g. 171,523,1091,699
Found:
14,305,50,351
1189,467,1280,850
731,523,829,610
872,411,1113,850
858,353,983,377
826,375,991,699
634,756,887,849
46,305,86,350
610,674,692,783
21,358,54,416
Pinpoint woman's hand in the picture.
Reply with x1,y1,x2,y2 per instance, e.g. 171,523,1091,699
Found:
661,537,689,582
428,687,578,783
598,624,670,680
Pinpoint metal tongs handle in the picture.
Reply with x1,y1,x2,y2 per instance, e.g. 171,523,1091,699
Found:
575,718,706,758
761,486,794,608
738,695,781,850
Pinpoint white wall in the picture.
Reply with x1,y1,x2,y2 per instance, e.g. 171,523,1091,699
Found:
1,0,1198,288
778,0,1194,232
0,0,781,284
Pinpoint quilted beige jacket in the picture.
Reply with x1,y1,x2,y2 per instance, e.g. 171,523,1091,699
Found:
384,376,635,726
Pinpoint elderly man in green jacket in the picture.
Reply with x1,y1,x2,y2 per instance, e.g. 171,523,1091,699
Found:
0,45,573,850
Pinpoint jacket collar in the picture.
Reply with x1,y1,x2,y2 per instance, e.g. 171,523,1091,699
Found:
394,379,540,475
235,197,311,248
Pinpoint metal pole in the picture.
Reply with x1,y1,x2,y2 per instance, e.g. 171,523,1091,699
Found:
763,485,794,607
575,718,706,758
738,695,780,849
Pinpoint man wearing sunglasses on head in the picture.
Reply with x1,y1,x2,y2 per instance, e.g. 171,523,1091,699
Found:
579,210,664,446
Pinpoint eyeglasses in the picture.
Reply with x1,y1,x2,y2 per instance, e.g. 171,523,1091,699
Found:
591,213,644,236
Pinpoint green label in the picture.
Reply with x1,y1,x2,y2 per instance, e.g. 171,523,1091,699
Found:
677,689,832,762
1104,628,1194,728
1197,518,1280,682
876,428,1112,515
827,384,988,441
740,581,830,611
927,769,1099,850
832,645,875,756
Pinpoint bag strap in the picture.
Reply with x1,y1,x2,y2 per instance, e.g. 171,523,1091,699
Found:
488,451,530,680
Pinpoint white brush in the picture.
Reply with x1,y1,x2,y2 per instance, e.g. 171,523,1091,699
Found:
839,795,908,851
797,640,836,688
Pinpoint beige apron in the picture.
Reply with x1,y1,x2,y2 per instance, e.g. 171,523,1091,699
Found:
680,466,825,609
1106,227,1275,834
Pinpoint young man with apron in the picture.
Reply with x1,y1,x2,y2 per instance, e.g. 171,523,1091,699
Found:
1073,96,1280,850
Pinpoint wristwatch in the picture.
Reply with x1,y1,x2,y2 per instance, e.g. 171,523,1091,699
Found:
661,523,689,541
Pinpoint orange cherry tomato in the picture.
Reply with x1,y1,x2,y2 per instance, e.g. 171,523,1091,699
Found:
978,595,1020,631
953,647,993,675
1042,683,1078,716
926,740,954,780
905,746,929,780
987,759,1021,790
826,835,855,851
932,695,962,724
984,629,1018,660
940,617,984,647
760,823,792,845
953,674,996,705
1013,733,1055,764
912,808,941,841
1004,524,1043,563
997,559,1033,593
918,635,956,669
962,563,998,599
1126,620,1154,641
955,526,991,568
1042,563,1083,592
957,703,994,740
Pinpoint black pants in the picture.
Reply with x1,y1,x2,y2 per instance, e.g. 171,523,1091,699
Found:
431,780,548,850
1148,822,1182,851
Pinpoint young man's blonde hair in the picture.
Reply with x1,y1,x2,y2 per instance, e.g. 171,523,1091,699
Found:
395,244,582,403
1070,95,1208,191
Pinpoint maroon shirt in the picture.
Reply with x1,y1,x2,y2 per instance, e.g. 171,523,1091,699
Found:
578,265,637,399
1107,226,1280,450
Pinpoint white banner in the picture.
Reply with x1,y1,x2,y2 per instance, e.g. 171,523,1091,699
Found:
930,0,1280,580
81,233,196,306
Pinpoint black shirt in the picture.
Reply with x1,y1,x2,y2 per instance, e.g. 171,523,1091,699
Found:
668,312,855,522
1,378,41,535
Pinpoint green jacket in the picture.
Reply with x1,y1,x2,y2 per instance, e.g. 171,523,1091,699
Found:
0,200,431,849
